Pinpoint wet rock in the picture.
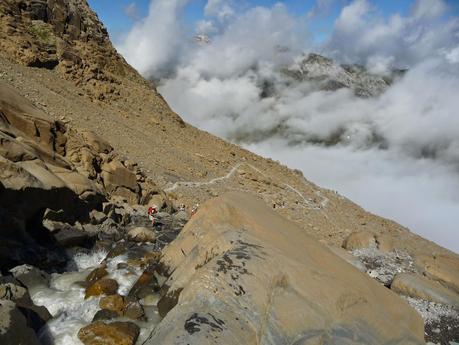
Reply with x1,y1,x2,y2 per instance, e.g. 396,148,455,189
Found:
106,241,132,259
123,296,145,320
343,231,376,250
99,294,144,320
86,266,108,285
126,251,161,269
127,227,156,243
141,294,159,306
99,294,124,314
85,278,118,299
92,309,119,322
117,263,129,270
78,321,140,345
129,270,160,299
392,273,459,308
0,300,41,345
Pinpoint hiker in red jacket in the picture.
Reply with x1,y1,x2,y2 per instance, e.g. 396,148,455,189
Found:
148,205,158,226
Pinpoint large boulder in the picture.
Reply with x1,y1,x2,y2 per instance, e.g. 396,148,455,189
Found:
127,227,156,243
85,278,119,299
343,231,376,251
101,160,138,192
415,254,459,294
391,273,459,308
80,130,113,154
146,192,424,345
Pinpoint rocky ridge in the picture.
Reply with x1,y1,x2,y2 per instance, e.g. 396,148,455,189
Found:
283,53,405,97
0,80,171,272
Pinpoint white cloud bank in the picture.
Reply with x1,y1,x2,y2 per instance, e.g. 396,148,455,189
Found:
117,0,459,252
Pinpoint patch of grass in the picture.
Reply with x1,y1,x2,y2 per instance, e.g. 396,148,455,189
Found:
28,21,54,44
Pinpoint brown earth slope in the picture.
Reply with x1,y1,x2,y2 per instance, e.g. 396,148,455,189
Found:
0,0,456,262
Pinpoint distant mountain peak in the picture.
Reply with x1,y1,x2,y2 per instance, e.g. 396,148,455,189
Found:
284,53,400,97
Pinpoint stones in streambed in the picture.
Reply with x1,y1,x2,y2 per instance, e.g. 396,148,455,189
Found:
99,294,125,314
391,273,459,308
106,241,133,259
86,266,109,285
128,267,160,299
78,320,140,345
85,278,118,299
99,294,145,320
127,227,156,243
92,309,119,322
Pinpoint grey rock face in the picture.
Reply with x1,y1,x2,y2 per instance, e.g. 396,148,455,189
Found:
284,53,397,97
0,299,41,345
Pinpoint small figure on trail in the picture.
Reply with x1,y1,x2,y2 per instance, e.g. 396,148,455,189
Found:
178,203,186,212
191,203,199,216
148,205,158,226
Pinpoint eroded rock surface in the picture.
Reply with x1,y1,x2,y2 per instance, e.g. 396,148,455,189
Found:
391,273,459,308
0,81,170,272
145,192,424,345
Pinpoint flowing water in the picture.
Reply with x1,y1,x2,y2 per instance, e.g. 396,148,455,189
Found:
30,244,162,345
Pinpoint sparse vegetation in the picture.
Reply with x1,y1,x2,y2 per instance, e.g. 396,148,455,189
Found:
28,21,54,44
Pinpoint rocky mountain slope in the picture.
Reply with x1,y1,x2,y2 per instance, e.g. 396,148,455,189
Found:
283,53,404,98
0,1,458,344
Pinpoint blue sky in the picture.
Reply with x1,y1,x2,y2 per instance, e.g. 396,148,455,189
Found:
88,0,459,43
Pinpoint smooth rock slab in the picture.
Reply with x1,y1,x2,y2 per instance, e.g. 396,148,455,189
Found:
143,192,424,345
392,273,459,308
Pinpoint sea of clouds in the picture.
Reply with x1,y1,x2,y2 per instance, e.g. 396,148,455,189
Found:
117,0,459,252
